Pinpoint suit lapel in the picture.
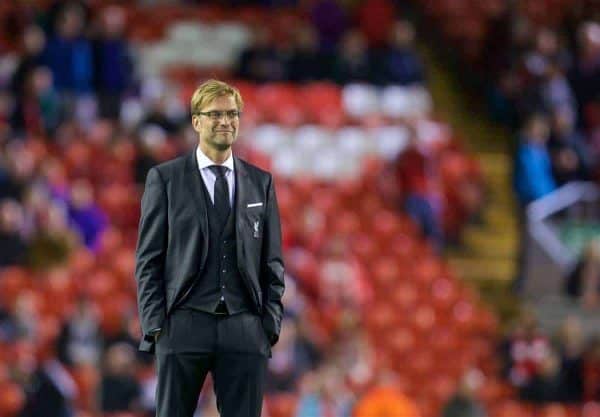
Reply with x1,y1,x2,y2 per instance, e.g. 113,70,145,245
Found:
234,157,249,253
234,156,258,305
234,156,248,229
184,148,209,250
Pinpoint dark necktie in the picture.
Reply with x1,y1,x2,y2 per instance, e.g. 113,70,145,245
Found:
208,165,231,226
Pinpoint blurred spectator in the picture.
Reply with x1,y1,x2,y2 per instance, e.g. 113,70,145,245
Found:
540,63,577,116
514,113,556,206
566,239,600,309
556,316,585,402
523,29,572,80
0,147,28,201
66,178,107,251
333,331,375,393
584,337,600,401
56,298,102,367
0,91,13,139
0,306,18,343
11,26,46,98
442,368,487,417
309,0,348,53
44,4,93,96
520,349,565,403
12,291,40,341
235,26,290,83
295,366,353,417
488,71,520,127
134,127,162,186
92,6,133,120
10,25,47,133
26,202,77,269
569,22,600,124
318,237,372,309
0,199,28,267
13,340,76,417
501,311,552,389
548,107,592,185
287,24,328,82
392,128,443,248
293,312,323,371
513,113,555,289
356,0,396,48
480,0,511,79
353,373,420,417
99,343,141,413
510,28,576,121
21,67,61,136
372,20,426,86
139,87,178,134
332,30,374,85
266,317,318,394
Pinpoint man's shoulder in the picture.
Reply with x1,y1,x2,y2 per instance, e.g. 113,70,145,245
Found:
235,157,272,181
151,154,188,179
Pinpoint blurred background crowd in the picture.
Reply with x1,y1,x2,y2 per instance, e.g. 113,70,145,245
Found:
0,0,599,417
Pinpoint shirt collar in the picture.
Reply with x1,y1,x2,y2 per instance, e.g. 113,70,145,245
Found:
196,146,234,173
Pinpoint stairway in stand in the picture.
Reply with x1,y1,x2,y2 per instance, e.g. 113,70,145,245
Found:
419,43,522,322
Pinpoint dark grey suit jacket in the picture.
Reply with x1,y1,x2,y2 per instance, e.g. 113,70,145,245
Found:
135,147,285,353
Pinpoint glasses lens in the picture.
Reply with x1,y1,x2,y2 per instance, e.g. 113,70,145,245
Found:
201,111,239,119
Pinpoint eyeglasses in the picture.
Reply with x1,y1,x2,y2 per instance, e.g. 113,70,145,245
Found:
197,110,241,120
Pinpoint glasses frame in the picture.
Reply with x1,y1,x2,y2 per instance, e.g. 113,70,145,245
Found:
196,110,242,121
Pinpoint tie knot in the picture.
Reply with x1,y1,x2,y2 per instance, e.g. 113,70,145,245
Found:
209,165,228,178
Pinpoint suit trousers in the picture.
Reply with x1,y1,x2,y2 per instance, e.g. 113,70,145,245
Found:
154,309,270,417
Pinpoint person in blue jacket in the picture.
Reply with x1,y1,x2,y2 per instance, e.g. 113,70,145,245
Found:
514,113,557,206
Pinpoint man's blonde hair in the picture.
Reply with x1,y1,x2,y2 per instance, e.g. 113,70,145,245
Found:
190,79,244,114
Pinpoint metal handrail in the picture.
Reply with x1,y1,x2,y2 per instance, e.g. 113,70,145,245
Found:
526,181,600,268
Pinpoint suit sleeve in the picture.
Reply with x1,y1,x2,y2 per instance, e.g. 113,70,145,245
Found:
261,175,285,346
135,167,168,339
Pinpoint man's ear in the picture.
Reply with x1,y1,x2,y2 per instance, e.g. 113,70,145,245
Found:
192,115,201,132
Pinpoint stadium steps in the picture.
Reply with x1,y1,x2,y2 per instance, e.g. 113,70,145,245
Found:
532,295,600,338
420,44,521,321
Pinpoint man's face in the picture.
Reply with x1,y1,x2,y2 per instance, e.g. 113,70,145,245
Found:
192,95,240,152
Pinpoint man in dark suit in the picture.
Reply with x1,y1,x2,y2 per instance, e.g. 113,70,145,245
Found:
135,79,285,417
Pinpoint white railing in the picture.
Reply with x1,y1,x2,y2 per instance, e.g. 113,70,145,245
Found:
523,181,600,297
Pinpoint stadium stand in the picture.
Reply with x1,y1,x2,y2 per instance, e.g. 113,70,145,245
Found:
0,1,598,417
411,0,600,413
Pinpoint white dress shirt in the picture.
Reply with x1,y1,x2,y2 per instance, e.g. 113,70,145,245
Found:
196,146,235,208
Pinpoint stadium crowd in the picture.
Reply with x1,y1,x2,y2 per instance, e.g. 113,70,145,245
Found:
0,1,466,417
0,1,597,417
414,0,600,411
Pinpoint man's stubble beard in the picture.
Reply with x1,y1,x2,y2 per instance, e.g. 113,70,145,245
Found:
216,131,238,151
202,132,237,152
214,142,232,151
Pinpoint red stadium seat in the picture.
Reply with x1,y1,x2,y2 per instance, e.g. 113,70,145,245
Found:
256,84,303,126
370,256,401,292
0,267,32,310
332,210,362,237
350,232,380,262
389,280,419,312
301,82,345,127
582,402,600,417
70,364,100,410
0,382,25,417
413,305,436,332
366,301,397,333
265,393,297,417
